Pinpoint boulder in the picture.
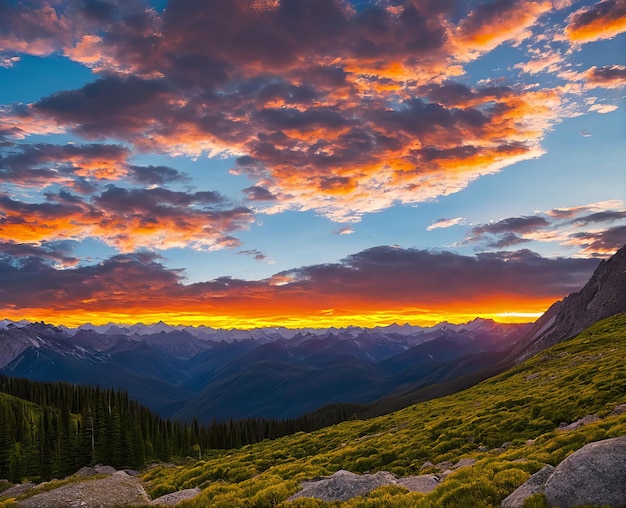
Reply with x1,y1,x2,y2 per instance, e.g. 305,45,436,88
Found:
557,414,600,431
500,465,555,508
75,464,117,477
544,436,626,507
0,481,35,498
288,470,398,502
397,475,439,493
151,487,202,505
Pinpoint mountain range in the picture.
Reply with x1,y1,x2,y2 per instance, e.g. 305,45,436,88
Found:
1,243,624,424
0,316,528,422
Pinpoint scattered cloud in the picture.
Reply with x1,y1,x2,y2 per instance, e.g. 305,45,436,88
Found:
334,226,355,235
238,249,269,261
466,200,626,257
589,103,619,114
0,55,20,68
427,217,465,231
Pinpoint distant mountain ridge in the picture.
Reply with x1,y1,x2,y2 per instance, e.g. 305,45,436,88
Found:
0,317,528,422
511,243,626,362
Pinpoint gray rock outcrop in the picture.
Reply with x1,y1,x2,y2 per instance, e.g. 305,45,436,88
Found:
288,470,398,502
151,487,202,505
500,465,555,508
15,470,151,508
397,475,439,493
74,464,118,477
557,414,600,431
544,436,626,507
288,469,445,502
510,243,626,362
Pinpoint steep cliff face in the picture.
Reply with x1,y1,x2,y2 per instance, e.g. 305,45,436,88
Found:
511,244,626,362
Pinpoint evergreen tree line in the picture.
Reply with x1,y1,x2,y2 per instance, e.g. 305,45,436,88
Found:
0,375,364,482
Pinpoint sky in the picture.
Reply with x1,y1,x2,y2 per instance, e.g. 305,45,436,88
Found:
0,0,624,329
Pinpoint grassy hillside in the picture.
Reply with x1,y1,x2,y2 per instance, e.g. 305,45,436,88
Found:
144,314,626,507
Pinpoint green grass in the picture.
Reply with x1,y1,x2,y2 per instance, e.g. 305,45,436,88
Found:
140,314,626,507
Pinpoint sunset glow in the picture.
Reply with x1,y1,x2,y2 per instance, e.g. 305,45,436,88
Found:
0,0,624,328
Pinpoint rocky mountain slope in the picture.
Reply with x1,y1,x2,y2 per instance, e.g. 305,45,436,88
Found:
511,243,626,362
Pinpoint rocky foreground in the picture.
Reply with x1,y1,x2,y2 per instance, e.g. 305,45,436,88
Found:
0,465,200,507
2,432,625,507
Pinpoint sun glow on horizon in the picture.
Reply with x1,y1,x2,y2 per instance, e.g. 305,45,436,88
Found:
0,306,547,330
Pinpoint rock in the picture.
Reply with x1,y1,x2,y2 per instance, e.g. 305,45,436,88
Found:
151,487,202,505
74,464,118,477
510,244,626,362
557,414,600,431
397,475,439,493
610,403,626,416
16,470,150,508
500,465,555,508
435,461,453,470
288,470,398,502
420,461,434,470
452,458,476,469
544,436,626,507
0,481,35,498
438,469,454,480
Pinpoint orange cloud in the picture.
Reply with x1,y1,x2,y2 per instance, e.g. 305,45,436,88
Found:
585,65,626,88
0,188,254,252
454,0,553,55
565,0,626,43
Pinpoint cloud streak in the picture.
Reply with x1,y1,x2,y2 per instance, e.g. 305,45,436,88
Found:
465,201,626,257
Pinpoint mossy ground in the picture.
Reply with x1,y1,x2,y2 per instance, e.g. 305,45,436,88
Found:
141,314,626,507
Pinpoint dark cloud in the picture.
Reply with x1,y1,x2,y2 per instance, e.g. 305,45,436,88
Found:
269,246,599,303
0,251,183,309
127,165,190,185
238,249,268,261
255,107,351,131
0,246,600,319
35,76,173,140
569,210,626,226
484,233,531,249
242,186,277,201
93,186,225,212
0,241,79,267
472,216,550,236
371,98,488,136
0,142,132,184
585,64,626,88
570,227,626,256
0,1,72,55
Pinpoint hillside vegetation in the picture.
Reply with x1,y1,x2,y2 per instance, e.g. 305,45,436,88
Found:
143,314,626,507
